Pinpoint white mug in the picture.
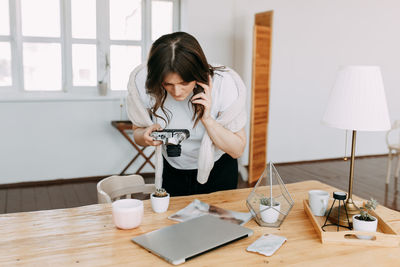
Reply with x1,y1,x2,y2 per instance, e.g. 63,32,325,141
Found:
308,190,329,216
112,199,144,229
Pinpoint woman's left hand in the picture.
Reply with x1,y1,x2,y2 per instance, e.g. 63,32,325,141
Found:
191,75,213,123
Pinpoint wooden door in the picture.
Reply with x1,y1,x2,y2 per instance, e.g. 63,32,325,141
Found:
248,11,273,185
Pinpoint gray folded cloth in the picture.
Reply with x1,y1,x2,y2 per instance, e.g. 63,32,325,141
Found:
246,234,287,256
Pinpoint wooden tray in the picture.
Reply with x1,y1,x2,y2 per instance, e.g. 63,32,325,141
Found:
303,199,400,247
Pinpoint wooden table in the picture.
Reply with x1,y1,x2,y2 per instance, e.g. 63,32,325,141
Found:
1,180,400,266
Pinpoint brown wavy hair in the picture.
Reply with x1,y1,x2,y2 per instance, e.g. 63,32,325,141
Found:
146,32,221,127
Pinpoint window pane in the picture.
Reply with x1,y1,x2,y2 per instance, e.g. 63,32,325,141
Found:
110,0,141,40
71,0,96,39
21,0,60,37
110,45,141,90
72,44,97,86
0,42,12,86
0,0,10,35
23,43,61,91
152,1,173,41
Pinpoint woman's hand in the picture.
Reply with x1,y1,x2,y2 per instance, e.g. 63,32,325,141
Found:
188,75,246,158
139,124,163,147
191,75,213,123
144,124,163,146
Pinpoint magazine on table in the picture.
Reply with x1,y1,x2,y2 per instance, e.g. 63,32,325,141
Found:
168,199,252,226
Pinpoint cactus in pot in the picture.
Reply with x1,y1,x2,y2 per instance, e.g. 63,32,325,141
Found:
154,188,168,198
259,197,281,223
353,198,378,240
357,198,378,221
260,197,279,207
151,188,170,213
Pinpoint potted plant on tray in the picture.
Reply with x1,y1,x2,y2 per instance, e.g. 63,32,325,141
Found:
259,197,281,223
353,198,378,240
151,188,170,213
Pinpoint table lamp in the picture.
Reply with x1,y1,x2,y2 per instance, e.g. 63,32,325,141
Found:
322,65,391,226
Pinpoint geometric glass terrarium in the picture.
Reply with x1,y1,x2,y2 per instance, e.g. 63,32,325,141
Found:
246,162,294,227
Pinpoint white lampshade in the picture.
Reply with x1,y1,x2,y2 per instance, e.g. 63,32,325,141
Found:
322,66,391,131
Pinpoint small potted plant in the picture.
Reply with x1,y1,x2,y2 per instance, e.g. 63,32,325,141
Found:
353,198,378,240
151,188,170,213
97,53,109,96
98,80,108,96
259,197,281,223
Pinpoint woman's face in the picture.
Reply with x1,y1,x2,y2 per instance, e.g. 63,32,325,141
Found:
162,72,196,101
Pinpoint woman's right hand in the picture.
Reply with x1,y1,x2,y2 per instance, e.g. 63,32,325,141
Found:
143,124,163,146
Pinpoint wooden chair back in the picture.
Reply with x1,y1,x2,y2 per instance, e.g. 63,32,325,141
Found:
97,174,155,203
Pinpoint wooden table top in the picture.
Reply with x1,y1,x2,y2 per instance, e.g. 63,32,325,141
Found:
1,180,399,266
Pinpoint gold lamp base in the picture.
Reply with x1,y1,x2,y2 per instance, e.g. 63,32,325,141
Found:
327,130,359,228
328,200,359,227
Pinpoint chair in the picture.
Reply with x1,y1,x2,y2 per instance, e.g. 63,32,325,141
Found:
385,120,400,184
97,174,155,203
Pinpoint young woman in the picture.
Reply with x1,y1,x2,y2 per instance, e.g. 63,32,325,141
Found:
127,32,247,196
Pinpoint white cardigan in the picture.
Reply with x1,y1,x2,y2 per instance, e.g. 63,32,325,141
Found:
126,64,247,188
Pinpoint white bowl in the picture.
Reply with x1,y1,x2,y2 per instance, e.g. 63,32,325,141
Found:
112,199,143,229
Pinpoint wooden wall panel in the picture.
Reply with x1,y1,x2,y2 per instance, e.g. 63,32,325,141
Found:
248,11,273,185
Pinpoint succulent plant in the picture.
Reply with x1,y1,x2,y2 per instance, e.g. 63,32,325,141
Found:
359,198,378,221
260,197,279,206
154,188,168,198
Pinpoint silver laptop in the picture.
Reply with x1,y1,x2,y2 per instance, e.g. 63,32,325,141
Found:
131,214,253,265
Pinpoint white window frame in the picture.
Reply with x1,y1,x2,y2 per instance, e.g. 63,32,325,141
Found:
0,0,180,100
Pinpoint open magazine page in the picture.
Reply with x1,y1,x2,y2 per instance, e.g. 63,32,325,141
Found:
168,199,252,226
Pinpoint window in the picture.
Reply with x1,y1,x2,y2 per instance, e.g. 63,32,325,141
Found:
0,0,180,94
0,0,11,87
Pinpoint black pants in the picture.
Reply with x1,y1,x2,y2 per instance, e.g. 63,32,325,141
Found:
162,153,238,197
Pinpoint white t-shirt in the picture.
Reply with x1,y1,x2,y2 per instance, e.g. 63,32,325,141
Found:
135,67,239,169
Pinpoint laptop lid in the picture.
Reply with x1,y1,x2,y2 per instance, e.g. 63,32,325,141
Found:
131,214,253,265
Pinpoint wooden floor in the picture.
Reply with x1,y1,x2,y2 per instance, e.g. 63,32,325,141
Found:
1,156,399,214
276,156,400,212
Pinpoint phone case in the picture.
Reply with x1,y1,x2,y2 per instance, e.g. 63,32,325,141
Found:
246,234,287,256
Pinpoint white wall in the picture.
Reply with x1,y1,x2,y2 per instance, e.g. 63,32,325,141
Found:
0,0,236,184
181,0,235,67
2,0,399,184
0,98,154,184
233,0,400,163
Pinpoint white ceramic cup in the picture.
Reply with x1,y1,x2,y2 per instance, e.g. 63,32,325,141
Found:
308,190,329,216
112,199,143,229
